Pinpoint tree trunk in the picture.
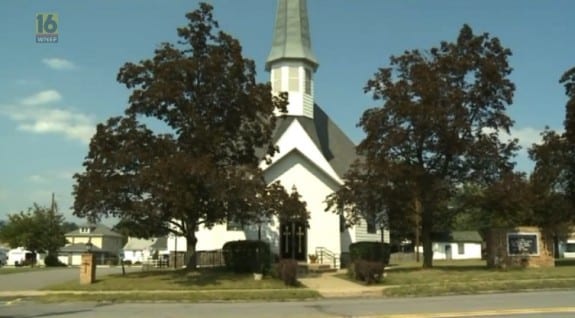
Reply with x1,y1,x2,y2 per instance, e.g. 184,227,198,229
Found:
414,197,422,263
185,233,198,270
421,205,433,269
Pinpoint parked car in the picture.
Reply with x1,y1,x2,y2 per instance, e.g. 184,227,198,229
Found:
0,250,7,266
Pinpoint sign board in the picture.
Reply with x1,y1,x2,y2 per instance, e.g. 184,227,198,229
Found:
507,233,539,256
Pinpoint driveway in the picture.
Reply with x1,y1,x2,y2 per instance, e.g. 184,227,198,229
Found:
0,266,139,291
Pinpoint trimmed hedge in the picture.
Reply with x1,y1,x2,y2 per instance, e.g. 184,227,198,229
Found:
222,240,272,274
44,254,66,267
349,241,391,265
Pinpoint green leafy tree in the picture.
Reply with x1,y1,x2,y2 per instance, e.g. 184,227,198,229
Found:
248,182,310,241
529,129,574,240
0,203,67,255
338,24,518,268
72,3,289,269
61,222,79,234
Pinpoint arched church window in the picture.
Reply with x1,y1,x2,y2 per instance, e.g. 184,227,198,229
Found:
272,68,281,92
288,67,299,91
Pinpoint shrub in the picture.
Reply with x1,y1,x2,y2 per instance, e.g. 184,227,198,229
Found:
270,263,280,279
352,260,384,285
123,260,133,266
44,254,66,267
349,241,390,265
222,240,271,274
277,259,298,286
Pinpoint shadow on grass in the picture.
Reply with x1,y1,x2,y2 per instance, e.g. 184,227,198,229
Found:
386,264,489,274
108,267,271,288
555,259,575,267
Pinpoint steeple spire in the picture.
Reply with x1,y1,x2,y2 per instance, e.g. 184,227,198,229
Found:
267,0,318,118
266,0,318,71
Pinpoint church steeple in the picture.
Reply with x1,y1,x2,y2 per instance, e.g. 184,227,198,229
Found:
266,0,318,70
267,0,318,118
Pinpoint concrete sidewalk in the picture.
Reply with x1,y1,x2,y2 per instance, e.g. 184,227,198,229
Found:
299,270,383,298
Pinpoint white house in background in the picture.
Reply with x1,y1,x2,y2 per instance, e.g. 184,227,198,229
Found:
560,232,575,258
123,236,168,263
418,231,483,260
168,0,389,268
58,224,124,266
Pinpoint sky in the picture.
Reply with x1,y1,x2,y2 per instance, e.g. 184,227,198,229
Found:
0,0,574,223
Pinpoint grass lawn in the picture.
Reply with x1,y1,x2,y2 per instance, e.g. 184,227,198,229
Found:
45,268,295,291
339,259,575,297
39,267,320,302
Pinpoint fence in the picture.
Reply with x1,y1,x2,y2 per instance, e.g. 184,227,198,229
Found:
197,250,225,268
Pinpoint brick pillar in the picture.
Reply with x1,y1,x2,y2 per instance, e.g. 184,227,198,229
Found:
80,253,96,284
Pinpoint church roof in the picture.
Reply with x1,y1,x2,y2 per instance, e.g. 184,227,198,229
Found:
270,104,358,179
266,0,318,70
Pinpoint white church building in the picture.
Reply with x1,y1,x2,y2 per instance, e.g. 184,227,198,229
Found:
168,0,389,268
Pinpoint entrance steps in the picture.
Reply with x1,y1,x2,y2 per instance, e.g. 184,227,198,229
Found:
297,262,337,277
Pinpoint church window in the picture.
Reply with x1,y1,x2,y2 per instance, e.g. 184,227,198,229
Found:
367,219,376,234
304,68,312,94
273,68,281,92
288,67,299,91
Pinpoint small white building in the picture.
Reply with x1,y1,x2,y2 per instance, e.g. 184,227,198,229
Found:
168,0,389,269
123,236,168,263
417,231,483,260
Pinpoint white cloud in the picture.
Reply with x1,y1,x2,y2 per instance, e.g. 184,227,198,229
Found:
42,58,76,71
481,126,556,149
15,108,95,144
28,175,48,184
20,90,62,106
508,127,547,149
15,79,41,86
1,90,95,144
26,169,78,185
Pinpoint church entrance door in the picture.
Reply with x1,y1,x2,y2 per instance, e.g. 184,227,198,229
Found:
279,221,307,261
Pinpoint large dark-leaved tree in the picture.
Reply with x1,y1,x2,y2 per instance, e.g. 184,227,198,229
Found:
528,128,573,250
331,25,519,268
73,3,290,269
561,66,575,205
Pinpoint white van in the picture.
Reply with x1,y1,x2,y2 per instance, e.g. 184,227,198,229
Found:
7,247,45,266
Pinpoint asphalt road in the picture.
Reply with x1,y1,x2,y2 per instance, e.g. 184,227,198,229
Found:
0,266,138,291
2,290,575,317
